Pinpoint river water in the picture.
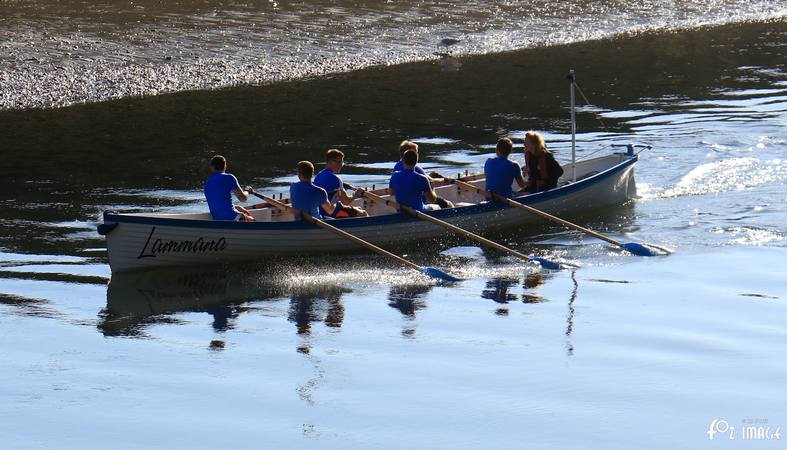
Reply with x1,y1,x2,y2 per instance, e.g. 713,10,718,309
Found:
1,2,786,449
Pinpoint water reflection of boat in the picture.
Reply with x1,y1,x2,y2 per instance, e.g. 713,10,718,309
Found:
98,264,353,338
98,265,280,336
99,151,638,272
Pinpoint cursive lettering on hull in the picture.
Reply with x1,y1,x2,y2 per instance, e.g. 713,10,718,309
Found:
138,227,228,259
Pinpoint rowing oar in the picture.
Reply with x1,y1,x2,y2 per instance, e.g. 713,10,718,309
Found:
449,179,665,256
359,190,565,270
246,188,462,282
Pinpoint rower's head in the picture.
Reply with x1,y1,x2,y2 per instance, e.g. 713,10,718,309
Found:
402,149,419,169
325,148,345,173
210,155,227,173
297,160,315,182
496,138,513,158
524,131,546,155
399,140,419,157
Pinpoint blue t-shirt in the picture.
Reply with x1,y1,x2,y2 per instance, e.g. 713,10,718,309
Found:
290,181,329,219
484,156,522,198
389,169,431,211
394,160,427,175
204,172,242,220
314,168,342,215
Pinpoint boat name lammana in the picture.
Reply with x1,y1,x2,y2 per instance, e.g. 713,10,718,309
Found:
137,227,228,259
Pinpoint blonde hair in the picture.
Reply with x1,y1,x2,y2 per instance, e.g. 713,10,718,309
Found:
524,131,546,154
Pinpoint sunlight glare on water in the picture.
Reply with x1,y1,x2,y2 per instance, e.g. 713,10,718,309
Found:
1,0,785,109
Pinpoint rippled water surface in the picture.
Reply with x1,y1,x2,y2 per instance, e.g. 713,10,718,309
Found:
1,4,786,449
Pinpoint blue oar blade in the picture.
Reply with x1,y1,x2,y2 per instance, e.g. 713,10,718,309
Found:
527,257,564,270
621,242,661,256
420,267,463,282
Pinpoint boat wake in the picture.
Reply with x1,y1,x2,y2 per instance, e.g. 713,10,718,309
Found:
640,157,787,200
711,225,786,246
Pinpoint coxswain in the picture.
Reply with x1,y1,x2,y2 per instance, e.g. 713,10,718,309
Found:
523,131,564,192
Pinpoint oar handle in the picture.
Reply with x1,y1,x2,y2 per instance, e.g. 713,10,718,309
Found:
248,189,423,272
360,190,534,262
450,179,623,247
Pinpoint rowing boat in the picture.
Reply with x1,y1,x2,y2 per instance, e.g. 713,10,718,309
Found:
99,150,638,273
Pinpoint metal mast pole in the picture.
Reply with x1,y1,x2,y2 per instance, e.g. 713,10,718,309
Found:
569,70,577,182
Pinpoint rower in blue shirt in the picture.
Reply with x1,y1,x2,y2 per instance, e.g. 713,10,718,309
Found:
204,155,255,221
290,161,335,219
394,140,453,209
394,140,429,175
313,148,368,218
484,138,526,198
389,149,453,211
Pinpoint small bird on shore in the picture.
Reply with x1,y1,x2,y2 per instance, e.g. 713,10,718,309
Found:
435,38,461,58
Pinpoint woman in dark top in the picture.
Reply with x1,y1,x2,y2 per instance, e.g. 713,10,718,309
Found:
523,131,564,192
